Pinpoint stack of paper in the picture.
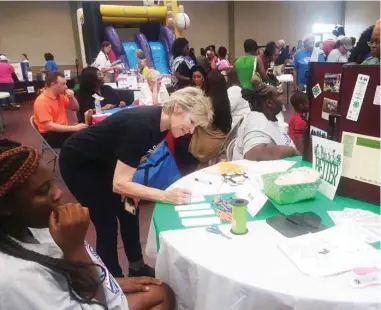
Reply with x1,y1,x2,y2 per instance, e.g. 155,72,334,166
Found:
278,225,380,277
328,208,380,243
175,203,220,227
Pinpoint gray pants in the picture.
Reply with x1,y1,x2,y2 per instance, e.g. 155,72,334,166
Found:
0,83,16,105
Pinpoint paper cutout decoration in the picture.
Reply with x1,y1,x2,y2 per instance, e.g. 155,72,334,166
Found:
312,83,322,98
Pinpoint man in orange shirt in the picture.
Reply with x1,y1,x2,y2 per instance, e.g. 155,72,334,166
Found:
34,72,87,148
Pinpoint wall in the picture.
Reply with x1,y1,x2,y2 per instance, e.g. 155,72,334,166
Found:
234,1,344,56
182,1,229,55
0,1,77,67
344,1,380,40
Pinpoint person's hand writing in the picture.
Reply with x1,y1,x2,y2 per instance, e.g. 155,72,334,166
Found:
117,277,162,293
73,123,88,131
49,203,90,256
65,89,75,98
119,101,126,107
164,188,192,204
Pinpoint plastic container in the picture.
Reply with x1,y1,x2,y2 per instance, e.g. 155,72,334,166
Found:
262,169,321,205
94,99,102,115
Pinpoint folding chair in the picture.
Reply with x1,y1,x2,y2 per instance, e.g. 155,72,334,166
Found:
30,116,59,171
206,117,244,166
226,138,237,162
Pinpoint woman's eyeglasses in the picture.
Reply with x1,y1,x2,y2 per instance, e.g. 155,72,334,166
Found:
367,41,381,47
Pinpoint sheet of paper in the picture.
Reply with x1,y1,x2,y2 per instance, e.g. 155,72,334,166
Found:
190,196,206,203
64,70,71,80
178,209,215,218
373,86,380,105
235,181,268,217
27,86,35,94
310,126,328,139
181,217,221,227
278,225,380,277
312,136,343,200
346,74,370,122
328,208,380,243
175,203,211,212
171,170,224,196
27,72,33,82
341,132,380,187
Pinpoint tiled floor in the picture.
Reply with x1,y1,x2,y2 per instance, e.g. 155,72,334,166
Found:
1,85,293,275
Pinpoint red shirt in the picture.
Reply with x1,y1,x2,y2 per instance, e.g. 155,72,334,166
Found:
288,112,307,146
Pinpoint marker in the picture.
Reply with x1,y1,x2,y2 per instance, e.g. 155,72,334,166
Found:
194,178,212,185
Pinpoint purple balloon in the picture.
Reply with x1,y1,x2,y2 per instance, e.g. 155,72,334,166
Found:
134,32,153,68
104,26,124,56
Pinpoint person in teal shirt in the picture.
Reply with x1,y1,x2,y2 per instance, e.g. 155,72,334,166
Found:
362,20,380,65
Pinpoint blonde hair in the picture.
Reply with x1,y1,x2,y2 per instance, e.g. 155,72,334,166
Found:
162,87,213,127
146,69,160,83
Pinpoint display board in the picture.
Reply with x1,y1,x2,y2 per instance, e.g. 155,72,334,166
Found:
336,64,380,204
304,62,345,162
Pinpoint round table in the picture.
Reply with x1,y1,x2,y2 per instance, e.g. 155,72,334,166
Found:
146,158,380,310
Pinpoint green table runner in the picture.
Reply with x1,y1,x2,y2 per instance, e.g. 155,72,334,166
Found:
152,157,380,250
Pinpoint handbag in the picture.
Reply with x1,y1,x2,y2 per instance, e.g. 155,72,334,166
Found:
250,57,278,96
251,57,264,89
132,141,181,190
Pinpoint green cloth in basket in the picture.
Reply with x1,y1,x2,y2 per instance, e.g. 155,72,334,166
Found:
262,171,321,204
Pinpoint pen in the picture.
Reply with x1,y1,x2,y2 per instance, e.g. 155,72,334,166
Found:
194,178,212,185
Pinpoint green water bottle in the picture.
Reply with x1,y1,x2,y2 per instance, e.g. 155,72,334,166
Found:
230,199,248,235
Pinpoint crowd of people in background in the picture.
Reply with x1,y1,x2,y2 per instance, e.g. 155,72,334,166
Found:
0,18,379,310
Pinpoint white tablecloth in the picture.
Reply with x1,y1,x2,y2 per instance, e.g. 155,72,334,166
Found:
156,221,381,310
145,160,297,258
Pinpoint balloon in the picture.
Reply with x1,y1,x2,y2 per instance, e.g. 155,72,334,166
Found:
174,13,190,32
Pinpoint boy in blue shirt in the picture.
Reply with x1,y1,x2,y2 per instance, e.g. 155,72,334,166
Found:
293,35,325,91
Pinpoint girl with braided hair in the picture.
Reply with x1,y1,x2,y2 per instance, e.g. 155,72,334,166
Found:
0,139,174,310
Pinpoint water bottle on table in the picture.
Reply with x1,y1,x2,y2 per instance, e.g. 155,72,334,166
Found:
94,99,102,115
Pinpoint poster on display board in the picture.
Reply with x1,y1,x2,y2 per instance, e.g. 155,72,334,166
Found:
346,74,370,122
341,132,380,187
10,63,23,81
321,97,338,120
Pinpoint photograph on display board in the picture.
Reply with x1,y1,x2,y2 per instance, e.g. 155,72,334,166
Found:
323,73,341,93
321,97,339,120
